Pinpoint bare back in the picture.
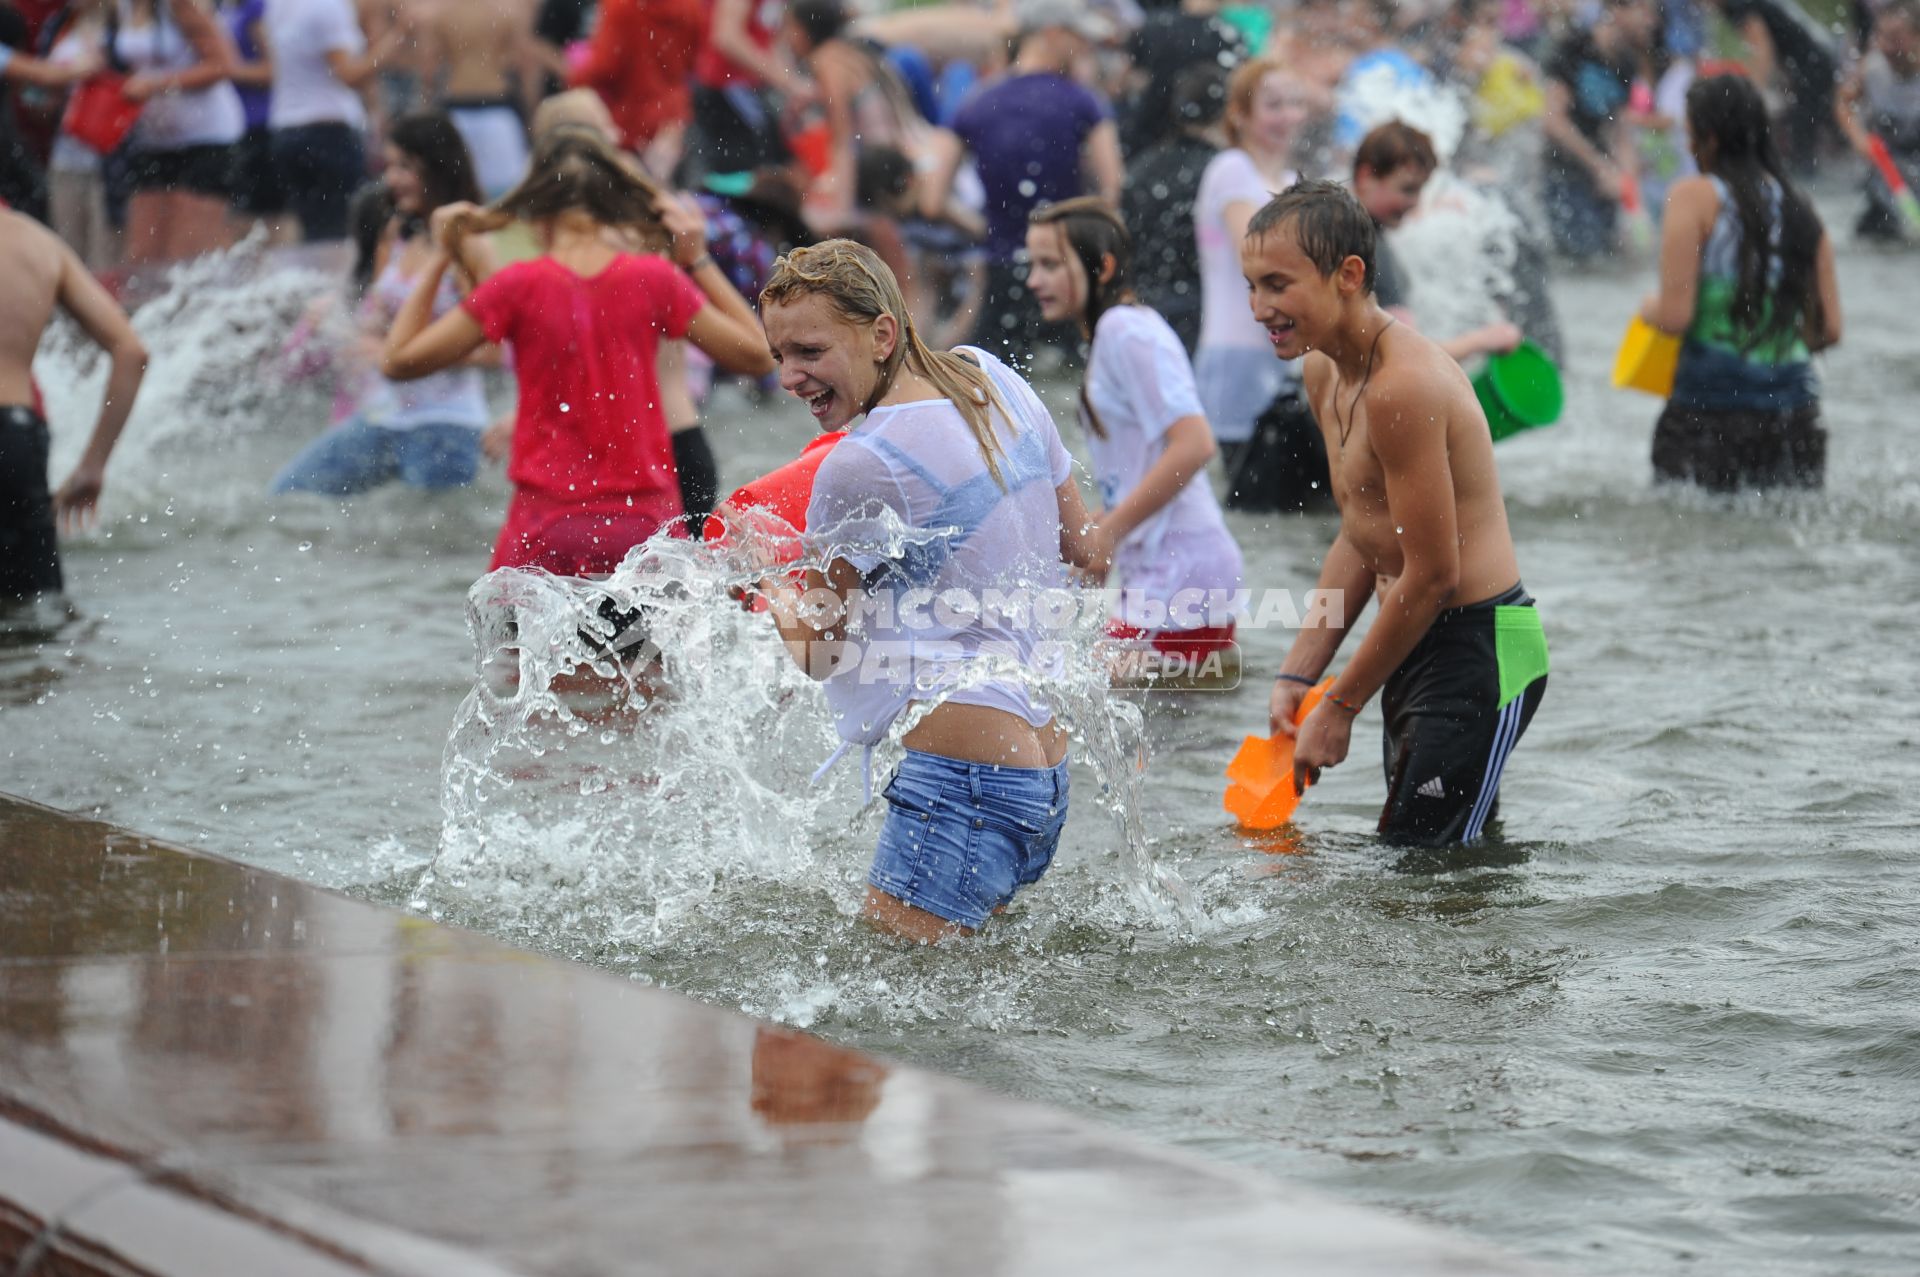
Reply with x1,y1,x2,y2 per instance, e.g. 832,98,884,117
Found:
1303,322,1522,608
0,213,71,408
420,0,526,99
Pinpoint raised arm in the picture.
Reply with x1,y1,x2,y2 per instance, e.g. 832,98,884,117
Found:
381,248,487,380
52,239,149,531
708,0,809,98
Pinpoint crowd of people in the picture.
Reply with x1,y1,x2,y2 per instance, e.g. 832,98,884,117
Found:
0,0,1879,939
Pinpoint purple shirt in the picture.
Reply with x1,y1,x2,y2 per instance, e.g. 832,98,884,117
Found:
226,0,270,131
953,72,1109,261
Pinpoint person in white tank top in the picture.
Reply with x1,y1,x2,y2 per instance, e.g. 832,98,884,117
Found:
110,0,246,263
273,112,500,496
755,239,1107,944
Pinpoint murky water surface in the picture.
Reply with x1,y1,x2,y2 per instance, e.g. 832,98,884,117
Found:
8,222,1919,1276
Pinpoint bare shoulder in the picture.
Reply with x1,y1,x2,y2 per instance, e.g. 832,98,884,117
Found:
1667,175,1720,218
0,210,64,284
1363,327,1472,455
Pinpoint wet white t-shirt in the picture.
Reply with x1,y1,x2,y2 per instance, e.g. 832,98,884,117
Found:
1084,305,1243,630
804,348,1075,787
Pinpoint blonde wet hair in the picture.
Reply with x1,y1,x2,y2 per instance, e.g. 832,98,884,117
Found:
761,239,1012,487
444,124,672,257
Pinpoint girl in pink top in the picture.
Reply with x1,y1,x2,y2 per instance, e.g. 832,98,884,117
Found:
381,127,772,576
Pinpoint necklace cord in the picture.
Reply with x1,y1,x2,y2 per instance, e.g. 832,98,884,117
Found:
1334,316,1396,450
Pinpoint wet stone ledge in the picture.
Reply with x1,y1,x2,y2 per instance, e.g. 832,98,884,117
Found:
0,793,1540,1276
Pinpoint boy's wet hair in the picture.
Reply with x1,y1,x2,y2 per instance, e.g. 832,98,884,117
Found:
1246,179,1378,294
1353,121,1437,180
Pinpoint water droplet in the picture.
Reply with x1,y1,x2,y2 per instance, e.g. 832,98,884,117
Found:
297,541,313,552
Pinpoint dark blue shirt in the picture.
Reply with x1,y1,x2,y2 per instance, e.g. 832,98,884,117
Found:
953,72,1109,261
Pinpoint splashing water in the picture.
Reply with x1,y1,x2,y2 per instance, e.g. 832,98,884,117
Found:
1390,170,1527,342
35,234,344,517
417,509,1207,1021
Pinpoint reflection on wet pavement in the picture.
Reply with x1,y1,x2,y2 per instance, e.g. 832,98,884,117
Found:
0,793,1538,1275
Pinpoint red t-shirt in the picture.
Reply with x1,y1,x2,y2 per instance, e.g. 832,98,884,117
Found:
693,0,785,90
572,0,704,149
464,254,706,570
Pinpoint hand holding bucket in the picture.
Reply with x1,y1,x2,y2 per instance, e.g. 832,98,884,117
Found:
1225,679,1333,831
707,432,847,609
1472,341,1563,443
1612,316,1680,398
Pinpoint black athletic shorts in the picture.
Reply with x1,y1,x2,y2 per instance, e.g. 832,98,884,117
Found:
0,405,63,600
1378,583,1549,846
125,143,235,197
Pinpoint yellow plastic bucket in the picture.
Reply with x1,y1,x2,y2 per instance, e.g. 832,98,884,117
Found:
1612,317,1681,398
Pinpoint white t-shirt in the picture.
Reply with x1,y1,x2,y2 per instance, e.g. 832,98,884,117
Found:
1084,305,1243,629
1195,148,1283,355
804,348,1075,788
113,5,245,149
266,0,367,130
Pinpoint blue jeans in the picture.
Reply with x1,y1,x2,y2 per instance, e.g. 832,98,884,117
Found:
870,749,1070,930
271,417,481,495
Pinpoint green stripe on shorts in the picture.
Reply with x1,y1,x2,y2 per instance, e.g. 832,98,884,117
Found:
1494,606,1550,710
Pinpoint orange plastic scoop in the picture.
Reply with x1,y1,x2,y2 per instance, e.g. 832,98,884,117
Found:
1224,678,1332,830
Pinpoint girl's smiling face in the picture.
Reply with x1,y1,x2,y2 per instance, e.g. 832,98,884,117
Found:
1245,71,1313,159
762,293,897,431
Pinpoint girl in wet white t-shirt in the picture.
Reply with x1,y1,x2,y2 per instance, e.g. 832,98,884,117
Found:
755,238,1106,944
1026,197,1243,662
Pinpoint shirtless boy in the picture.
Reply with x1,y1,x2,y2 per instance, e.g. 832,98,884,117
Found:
1249,181,1548,846
0,207,148,602
413,0,532,198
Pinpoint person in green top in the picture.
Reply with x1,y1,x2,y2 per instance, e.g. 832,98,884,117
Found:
1637,74,1843,491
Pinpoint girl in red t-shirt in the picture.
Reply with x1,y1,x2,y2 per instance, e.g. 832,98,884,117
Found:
381,126,773,576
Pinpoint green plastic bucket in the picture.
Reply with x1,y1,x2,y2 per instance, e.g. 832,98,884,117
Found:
1473,340,1564,442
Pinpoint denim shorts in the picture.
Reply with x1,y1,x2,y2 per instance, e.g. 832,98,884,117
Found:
870,749,1070,930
